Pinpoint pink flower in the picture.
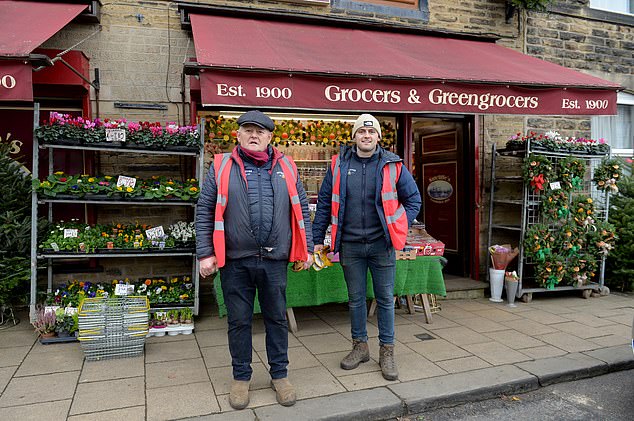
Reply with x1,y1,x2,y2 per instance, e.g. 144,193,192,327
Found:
598,138,606,144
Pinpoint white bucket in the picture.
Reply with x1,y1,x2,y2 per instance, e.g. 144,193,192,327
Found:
489,268,505,303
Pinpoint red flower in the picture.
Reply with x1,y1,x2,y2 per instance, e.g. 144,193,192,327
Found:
60,177,67,182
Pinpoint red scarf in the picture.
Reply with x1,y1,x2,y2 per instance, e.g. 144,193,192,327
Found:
239,146,269,167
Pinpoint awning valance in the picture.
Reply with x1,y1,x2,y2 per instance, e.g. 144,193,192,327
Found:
0,1,87,101
189,14,620,115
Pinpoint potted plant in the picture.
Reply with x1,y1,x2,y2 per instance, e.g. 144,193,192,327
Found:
32,309,57,338
180,308,194,335
55,310,75,338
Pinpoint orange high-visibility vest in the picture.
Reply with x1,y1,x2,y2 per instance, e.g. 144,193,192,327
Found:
212,151,308,268
330,155,408,250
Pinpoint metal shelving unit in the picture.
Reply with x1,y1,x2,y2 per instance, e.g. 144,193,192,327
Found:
487,142,610,303
29,105,204,319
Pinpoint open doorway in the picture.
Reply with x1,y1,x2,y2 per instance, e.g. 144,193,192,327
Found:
411,115,475,278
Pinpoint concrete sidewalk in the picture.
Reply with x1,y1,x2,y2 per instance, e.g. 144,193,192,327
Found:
0,293,632,420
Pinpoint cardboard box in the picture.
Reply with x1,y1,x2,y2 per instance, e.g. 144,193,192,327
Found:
415,241,445,256
396,249,417,260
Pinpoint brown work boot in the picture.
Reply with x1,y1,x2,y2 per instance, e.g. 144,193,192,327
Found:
229,379,250,410
340,339,370,370
379,344,398,381
271,377,296,406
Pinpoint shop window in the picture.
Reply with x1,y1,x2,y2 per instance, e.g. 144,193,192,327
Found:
589,0,633,15
591,92,634,157
331,0,429,21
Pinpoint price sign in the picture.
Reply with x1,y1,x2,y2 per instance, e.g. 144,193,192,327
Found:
105,128,126,142
50,242,60,252
117,175,137,188
44,306,60,314
114,284,135,296
64,229,78,238
145,226,165,240
64,307,78,315
549,181,561,190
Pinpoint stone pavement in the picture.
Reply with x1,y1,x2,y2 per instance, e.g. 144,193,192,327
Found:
0,293,632,420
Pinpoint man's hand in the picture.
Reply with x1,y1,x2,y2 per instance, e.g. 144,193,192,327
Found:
303,253,314,270
199,256,218,277
314,244,325,253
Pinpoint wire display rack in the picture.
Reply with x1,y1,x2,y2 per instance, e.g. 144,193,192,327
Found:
78,296,149,361
488,142,611,303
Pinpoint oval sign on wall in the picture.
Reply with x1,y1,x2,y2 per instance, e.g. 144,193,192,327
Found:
427,180,453,203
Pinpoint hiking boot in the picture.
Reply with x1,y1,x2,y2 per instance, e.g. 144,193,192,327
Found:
340,340,370,370
229,379,250,410
379,344,398,381
271,377,296,406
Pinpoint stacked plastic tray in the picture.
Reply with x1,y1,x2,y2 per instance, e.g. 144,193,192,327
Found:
78,296,149,361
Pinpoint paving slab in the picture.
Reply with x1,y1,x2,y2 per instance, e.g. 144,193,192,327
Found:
482,329,546,350
70,376,145,415
0,365,17,392
0,330,37,349
0,371,79,407
79,356,144,383
534,332,600,353
298,332,351,354
0,345,31,368
415,315,459,330
289,365,347,399
146,357,209,389
15,343,84,376
196,329,229,348
452,316,509,333
406,338,471,362
0,399,71,421
432,326,493,346
183,410,256,421
388,365,538,413
146,381,220,420
435,356,491,373
583,344,634,372
292,318,336,337
391,352,446,382
254,387,404,421
462,342,531,366
67,405,145,421
516,345,568,360
145,338,201,363
549,321,608,339
515,352,608,386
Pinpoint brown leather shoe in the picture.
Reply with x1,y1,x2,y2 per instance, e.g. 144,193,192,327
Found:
379,344,398,380
271,377,296,406
229,379,250,410
340,340,370,370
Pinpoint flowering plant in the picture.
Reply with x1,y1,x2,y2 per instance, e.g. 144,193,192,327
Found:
36,113,200,150
32,309,57,336
522,154,553,193
46,279,111,307
558,157,586,191
488,244,519,270
168,221,196,246
593,159,622,193
507,131,609,155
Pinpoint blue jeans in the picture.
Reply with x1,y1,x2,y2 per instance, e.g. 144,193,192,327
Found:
339,239,396,345
220,257,289,381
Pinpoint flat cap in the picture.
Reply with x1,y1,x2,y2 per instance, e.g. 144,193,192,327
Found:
237,110,275,132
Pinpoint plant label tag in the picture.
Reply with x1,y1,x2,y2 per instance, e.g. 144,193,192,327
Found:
114,284,135,296
64,307,78,315
117,176,137,188
549,181,561,190
64,229,78,238
44,306,59,314
105,128,126,143
50,242,60,252
145,226,165,240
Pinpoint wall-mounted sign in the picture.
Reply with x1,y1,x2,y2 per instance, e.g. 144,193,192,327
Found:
0,62,32,102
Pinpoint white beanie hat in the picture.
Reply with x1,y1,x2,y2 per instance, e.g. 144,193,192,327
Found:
352,114,381,139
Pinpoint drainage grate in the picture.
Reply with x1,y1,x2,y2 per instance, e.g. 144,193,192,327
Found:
414,333,435,341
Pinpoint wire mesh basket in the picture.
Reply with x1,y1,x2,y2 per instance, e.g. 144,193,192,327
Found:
78,296,149,361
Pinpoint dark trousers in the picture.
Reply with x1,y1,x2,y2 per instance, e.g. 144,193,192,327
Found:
220,257,289,381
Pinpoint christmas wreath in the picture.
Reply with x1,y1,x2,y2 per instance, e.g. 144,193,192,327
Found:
541,188,569,222
523,223,555,262
592,158,622,193
535,254,567,290
565,253,598,287
571,195,595,228
522,154,553,193
554,221,584,258
586,221,617,258
557,157,586,191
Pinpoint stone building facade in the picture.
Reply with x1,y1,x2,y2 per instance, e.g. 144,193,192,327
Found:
34,0,632,284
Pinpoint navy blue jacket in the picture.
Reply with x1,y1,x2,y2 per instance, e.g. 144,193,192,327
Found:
195,146,314,261
312,145,422,253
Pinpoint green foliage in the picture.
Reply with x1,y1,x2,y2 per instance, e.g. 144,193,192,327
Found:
606,158,634,291
509,0,552,12
0,140,41,306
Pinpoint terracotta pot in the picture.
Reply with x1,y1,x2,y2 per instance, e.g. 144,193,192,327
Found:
40,332,56,339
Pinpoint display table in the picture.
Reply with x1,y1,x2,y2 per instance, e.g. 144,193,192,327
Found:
214,256,446,325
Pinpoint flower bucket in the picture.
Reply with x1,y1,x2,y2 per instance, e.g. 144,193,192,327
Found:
489,268,505,303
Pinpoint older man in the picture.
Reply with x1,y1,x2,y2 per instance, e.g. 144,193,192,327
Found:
196,110,313,409
313,114,421,381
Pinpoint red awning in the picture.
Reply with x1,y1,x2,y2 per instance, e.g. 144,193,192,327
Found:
0,1,87,58
0,1,86,101
190,14,620,115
